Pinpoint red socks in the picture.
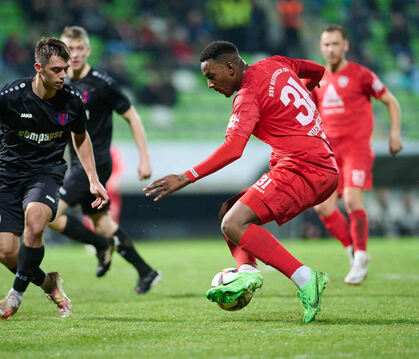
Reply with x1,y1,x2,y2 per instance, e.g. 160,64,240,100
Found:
223,235,257,267
320,209,352,247
349,209,368,251
238,224,303,278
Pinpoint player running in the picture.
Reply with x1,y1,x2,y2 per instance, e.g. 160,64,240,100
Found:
311,25,402,285
144,41,339,323
47,26,160,294
0,37,108,319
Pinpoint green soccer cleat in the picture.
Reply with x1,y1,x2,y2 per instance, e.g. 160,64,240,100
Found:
206,272,263,305
297,269,329,324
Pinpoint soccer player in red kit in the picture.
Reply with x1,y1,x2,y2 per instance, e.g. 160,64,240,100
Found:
144,41,339,323
311,25,402,285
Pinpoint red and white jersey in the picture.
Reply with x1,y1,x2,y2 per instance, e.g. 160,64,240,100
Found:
312,62,387,144
226,55,336,172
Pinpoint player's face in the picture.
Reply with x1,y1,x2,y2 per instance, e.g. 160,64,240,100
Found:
201,59,236,98
62,37,91,71
320,31,348,65
36,55,69,91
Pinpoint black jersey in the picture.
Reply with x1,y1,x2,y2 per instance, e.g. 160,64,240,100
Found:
67,69,131,165
0,78,86,175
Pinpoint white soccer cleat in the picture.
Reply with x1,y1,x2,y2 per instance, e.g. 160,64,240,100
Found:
345,244,354,266
43,272,72,318
0,290,21,320
344,250,371,285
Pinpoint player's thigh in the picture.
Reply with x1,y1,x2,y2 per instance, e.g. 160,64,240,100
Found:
242,167,338,227
314,190,340,217
0,233,19,263
89,210,118,238
341,147,374,192
0,177,25,234
24,202,53,239
218,188,249,221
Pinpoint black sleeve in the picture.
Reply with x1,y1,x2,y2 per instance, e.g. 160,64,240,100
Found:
70,97,87,134
105,79,131,115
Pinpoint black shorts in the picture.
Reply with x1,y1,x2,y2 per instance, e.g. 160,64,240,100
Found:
0,164,67,234
60,160,112,214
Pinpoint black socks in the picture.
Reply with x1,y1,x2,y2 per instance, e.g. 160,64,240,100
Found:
62,214,108,251
114,228,152,277
13,244,45,293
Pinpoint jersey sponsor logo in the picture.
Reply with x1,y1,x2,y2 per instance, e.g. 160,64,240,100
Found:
20,113,33,118
45,194,56,203
227,114,240,129
338,76,349,88
18,130,64,144
372,78,384,92
352,169,366,186
57,113,69,126
322,84,344,108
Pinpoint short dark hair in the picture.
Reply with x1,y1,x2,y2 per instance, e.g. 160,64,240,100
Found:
322,24,348,40
61,26,90,45
35,37,70,67
199,41,239,63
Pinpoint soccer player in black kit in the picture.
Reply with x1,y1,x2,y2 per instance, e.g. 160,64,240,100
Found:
0,37,109,319
48,26,160,294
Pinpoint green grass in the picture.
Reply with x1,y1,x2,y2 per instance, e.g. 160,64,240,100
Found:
1,238,418,358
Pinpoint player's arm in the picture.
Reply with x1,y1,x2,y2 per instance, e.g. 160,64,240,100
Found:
143,135,248,202
121,106,151,180
71,131,109,208
294,59,325,91
378,90,402,155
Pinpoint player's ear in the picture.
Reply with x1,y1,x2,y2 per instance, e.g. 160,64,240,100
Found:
34,62,42,74
86,46,92,58
226,62,235,76
343,40,349,52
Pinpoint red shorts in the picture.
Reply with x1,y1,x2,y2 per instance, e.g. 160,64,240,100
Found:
237,161,338,226
329,138,374,196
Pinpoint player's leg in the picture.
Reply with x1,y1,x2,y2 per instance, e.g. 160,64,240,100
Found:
218,189,257,270
90,211,161,294
314,191,353,264
343,187,370,285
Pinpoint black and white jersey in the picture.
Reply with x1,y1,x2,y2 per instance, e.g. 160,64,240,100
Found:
67,69,131,165
0,78,87,175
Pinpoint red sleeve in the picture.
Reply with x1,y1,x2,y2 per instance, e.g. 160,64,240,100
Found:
185,135,248,182
360,66,387,99
270,56,324,91
293,59,325,91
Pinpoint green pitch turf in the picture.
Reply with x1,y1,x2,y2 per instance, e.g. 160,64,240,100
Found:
1,238,418,359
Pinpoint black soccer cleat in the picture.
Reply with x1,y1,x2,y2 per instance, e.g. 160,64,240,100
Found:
96,237,115,277
135,270,162,294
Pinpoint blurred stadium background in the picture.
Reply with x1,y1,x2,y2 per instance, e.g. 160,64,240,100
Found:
1,0,418,240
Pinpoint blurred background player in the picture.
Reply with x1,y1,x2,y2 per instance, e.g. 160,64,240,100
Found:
144,41,339,323
311,25,402,285
0,37,108,319
47,26,160,294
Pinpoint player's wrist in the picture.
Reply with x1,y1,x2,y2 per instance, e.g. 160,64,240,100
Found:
184,169,197,183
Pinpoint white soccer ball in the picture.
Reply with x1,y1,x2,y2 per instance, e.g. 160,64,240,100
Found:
210,268,253,311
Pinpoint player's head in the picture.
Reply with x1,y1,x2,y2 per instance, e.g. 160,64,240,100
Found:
320,25,349,66
34,37,70,90
61,26,91,72
200,41,245,98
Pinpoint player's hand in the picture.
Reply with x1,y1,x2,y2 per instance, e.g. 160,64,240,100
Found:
138,161,152,180
143,173,191,202
89,180,109,209
389,132,402,156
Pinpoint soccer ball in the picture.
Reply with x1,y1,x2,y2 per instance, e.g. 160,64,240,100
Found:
210,268,253,311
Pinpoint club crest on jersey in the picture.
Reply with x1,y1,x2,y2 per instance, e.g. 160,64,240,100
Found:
338,76,348,88
82,91,91,104
57,113,69,126
227,114,240,129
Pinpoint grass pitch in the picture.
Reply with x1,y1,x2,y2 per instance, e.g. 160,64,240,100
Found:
1,237,418,359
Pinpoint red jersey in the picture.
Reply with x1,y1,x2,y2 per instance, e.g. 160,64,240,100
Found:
312,62,387,144
226,55,336,173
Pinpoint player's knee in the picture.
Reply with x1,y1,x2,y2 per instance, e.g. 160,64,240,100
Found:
344,197,362,212
218,201,230,222
0,246,18,264
221,216,240,245
24,220,46,239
